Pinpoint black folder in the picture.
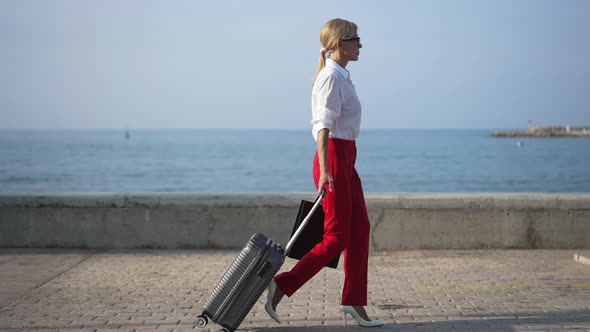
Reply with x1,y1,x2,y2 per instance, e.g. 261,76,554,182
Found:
287,200,340,269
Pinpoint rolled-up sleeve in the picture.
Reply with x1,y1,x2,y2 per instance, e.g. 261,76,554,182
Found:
311,74,342,138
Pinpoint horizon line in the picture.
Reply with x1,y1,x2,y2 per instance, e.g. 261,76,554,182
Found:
0,127,538,131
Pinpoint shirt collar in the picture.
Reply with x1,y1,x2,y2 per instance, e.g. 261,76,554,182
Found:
326,58,350,80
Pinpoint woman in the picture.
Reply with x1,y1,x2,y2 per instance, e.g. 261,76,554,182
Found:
264,18,383,328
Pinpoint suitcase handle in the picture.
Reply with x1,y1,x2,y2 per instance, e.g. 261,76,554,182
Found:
284,189,327,257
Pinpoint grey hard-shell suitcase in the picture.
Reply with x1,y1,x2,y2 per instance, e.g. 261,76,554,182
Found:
196,191,326,332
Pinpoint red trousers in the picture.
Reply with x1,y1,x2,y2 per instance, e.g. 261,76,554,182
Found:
274,138,370,305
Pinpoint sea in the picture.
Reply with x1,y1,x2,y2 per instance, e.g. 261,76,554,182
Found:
1,129,589,194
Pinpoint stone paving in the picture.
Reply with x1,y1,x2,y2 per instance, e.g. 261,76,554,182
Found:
0,249,589,332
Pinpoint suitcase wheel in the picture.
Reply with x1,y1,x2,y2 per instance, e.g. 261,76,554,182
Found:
196,314,208,328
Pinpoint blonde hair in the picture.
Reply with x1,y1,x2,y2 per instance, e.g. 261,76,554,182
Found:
313,18,358,83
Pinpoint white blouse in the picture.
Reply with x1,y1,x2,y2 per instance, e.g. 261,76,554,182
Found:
311,58,362,142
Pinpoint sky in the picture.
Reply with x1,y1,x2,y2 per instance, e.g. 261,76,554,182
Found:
1,0,589,130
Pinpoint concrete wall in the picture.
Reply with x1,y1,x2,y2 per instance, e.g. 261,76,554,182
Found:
1,194,589,250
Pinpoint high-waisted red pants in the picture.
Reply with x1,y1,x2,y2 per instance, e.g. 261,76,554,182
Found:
274,138,370,305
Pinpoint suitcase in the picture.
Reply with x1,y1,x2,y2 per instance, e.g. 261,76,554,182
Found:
196,191,326,332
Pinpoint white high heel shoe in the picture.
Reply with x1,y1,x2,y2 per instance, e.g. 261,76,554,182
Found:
264,280,281,324
341,305,383,327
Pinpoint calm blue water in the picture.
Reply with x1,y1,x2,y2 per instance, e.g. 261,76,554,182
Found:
1,129,589,194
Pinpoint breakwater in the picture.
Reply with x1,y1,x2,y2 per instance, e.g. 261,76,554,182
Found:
1,194,589,250
493,126,590,137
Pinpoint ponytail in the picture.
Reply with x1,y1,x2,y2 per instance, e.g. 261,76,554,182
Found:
313,48,328,83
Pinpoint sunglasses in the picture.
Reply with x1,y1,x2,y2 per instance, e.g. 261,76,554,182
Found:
341,37,361,45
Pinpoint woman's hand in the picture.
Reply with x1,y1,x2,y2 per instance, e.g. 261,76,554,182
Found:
318,170,334,195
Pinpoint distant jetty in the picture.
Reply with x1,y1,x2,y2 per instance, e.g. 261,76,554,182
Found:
492,126,590,138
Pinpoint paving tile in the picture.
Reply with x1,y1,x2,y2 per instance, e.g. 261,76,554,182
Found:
0,249,589,331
